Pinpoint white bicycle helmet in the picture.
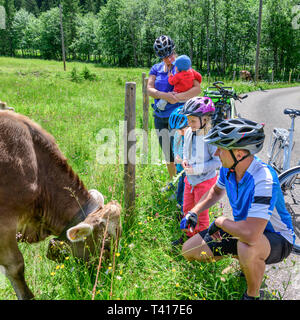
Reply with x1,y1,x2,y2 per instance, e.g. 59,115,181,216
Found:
204,118,265,154
204,118,265,178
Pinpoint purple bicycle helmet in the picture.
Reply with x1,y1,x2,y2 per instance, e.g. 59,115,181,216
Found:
179,97,215,117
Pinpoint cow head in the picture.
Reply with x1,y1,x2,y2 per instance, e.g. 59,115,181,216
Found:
47,200,122,262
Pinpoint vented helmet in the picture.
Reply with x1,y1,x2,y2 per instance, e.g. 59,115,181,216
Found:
204,118,265,154
179,97,215,117
153,35,175,59
169,106,188,129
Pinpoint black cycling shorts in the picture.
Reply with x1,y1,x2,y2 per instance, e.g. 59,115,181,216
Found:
199,228,293,265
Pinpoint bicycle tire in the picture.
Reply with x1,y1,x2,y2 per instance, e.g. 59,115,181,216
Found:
278,166,300,254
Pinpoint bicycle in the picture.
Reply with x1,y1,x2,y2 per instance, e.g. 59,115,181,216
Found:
204,81,248,127
267,108,300,173
279,165,300,254
267,107,300,254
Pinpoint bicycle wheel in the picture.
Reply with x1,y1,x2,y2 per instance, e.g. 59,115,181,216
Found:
278,166,300,254
267,136,285,173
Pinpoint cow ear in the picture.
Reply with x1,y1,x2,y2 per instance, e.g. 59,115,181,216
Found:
67,223,93,242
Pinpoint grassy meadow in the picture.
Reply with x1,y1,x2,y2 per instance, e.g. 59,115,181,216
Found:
0,57,299,300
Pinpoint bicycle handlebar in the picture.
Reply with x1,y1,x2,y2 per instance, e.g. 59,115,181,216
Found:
211,82,247,102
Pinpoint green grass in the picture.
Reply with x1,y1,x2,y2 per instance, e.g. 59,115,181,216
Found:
0,57,298,300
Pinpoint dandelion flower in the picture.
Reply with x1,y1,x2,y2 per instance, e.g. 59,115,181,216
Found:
60,264,65,269
201,251,207,255
175,283,180,288
65,256,70,260
50,272,55,276
56,265,60,270
116,252,120,257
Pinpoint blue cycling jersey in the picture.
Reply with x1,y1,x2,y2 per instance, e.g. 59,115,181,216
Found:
216,156,295,244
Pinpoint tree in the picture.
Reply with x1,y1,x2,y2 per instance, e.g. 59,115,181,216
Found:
61,0,80,58
39,7,61,59
0,0,16,55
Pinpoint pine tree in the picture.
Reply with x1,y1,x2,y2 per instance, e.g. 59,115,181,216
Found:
61,0,80,58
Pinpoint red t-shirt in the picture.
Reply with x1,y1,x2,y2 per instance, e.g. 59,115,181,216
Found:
168,69,202,93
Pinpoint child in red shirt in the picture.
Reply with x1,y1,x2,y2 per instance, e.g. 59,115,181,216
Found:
155,55,202,111
168,55,202,93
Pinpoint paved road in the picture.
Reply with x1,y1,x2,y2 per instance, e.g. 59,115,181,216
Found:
222,86,300,300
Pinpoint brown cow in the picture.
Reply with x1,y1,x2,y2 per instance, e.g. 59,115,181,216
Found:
0,110,122,300
239,70,252,81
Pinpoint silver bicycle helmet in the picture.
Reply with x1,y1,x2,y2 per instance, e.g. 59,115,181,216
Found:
204,118,265,155
153,35,175,59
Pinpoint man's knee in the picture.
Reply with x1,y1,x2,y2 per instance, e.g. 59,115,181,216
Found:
182,241,195,261
237,238,270,263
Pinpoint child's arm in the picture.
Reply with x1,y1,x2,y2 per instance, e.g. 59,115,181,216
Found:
168,72,179,86
192,144,221,175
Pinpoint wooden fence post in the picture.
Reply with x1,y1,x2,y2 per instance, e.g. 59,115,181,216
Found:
124,82,136,220
142,72,149,165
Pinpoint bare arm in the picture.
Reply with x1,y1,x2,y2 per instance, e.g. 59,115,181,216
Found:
174,79,201,101
215,216,268,246
147,75,179,104
192,184,225,215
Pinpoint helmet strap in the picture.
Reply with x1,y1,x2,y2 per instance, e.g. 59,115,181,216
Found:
226,150,250,179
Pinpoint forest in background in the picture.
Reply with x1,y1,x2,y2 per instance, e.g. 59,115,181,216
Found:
0,0,299,80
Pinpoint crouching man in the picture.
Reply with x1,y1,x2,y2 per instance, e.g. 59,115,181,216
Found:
180,118,295,300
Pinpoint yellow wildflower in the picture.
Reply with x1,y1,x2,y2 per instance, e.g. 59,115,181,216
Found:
116,252,120,257
50,272,55,276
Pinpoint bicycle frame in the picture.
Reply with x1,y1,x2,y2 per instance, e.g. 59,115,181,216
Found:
283,115,296,171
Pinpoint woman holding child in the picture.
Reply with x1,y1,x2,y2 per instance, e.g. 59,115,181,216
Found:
147,35,201,178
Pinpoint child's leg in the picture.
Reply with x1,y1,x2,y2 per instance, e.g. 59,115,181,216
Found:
176,172,186,212
182,176,194,214
192,175,218,235
182,177,198,238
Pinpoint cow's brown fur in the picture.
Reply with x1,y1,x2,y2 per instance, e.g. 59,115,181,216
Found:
240,70,252,81
0,111,120,299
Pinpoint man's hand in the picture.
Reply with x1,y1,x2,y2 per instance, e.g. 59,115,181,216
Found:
180,211,198,232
